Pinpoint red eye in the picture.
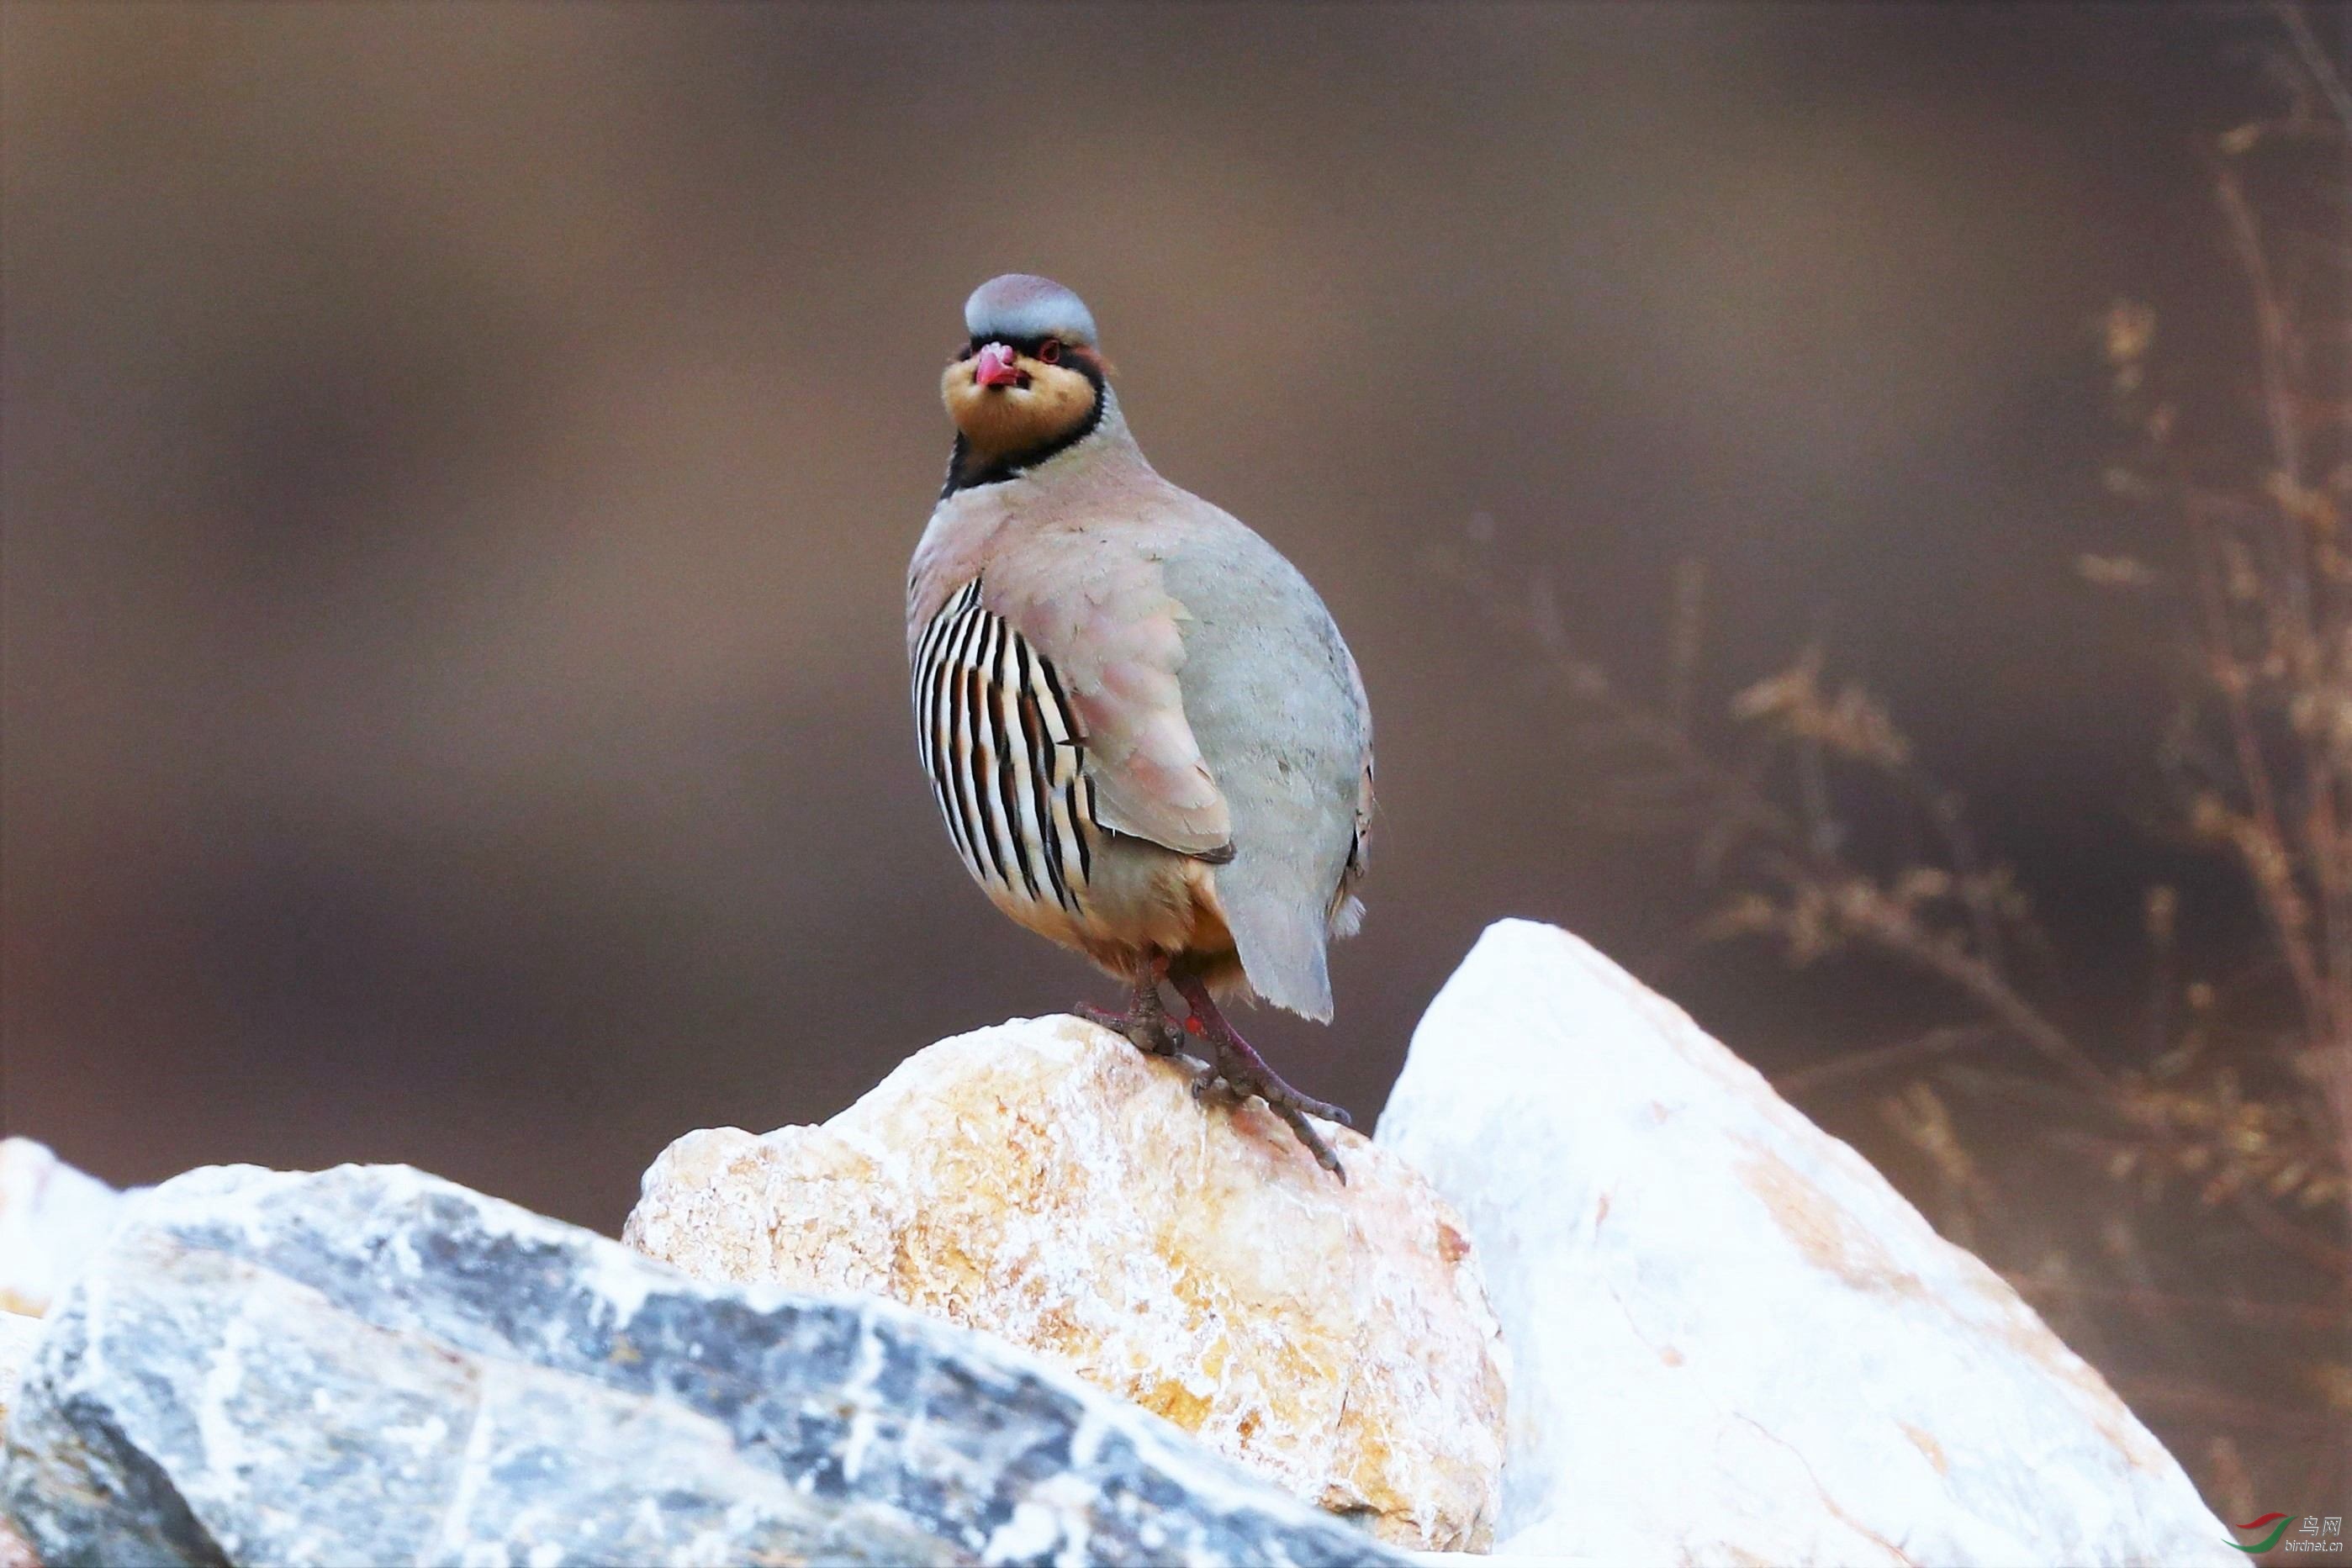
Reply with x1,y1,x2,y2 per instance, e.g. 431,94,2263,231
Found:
1037,338,1063,364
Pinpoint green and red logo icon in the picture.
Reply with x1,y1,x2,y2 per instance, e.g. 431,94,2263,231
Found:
2232,1514,2294,1554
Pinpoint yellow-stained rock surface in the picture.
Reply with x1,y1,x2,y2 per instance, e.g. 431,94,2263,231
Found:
624,1016,1506,1553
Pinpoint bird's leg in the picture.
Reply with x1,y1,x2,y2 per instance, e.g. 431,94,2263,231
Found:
1074,963,1190,1060
1167,969,1353,1183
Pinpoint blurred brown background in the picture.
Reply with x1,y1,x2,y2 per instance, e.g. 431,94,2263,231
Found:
0,3,2262,1224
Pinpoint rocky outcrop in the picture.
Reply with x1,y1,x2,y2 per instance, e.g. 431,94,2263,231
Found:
2,1162,1406,1567
0,1313,36,1568
0,922,2254,1565
626,1015,1507,1553
0,1140,128,1317
1377,918,2237,1567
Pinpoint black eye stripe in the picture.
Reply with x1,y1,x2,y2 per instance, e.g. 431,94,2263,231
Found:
964,334,1083,359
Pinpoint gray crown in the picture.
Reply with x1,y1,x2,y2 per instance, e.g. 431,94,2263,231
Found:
964,274,1099,347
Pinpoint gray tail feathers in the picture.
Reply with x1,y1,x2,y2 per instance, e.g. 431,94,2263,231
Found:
1222,883,1335,1022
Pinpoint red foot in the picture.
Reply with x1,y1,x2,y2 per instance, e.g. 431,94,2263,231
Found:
1183,1015,1205,1036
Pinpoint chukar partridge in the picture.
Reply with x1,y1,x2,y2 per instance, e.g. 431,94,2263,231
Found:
906,274,1374,1179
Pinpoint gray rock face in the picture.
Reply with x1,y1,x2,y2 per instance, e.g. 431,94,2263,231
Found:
2,1163,1403,1568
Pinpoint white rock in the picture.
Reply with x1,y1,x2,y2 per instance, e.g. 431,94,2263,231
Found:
1376,919,2237,1568
0,1311,38,1439
0,1141,129,1317
626,1015,1508,1552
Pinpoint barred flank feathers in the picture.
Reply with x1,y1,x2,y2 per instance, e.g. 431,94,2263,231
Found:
913,578,1098,916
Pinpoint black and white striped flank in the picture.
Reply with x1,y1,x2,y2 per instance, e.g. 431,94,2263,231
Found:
912,578,1099,916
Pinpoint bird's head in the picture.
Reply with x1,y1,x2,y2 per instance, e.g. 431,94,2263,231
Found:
942,274,1110,485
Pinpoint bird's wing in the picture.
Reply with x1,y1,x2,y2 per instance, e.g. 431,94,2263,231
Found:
977,531,1234,859
1152,504,1371,1019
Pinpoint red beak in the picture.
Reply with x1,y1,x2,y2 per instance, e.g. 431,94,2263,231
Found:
974,342,1022,388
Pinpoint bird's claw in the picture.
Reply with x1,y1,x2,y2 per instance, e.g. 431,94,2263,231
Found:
1195,1050,1350,1181
1188,1072,1243,1108
1073,1000,1182,1059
